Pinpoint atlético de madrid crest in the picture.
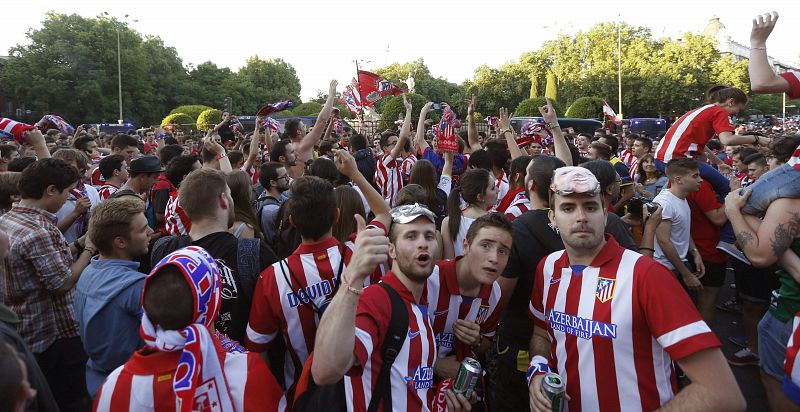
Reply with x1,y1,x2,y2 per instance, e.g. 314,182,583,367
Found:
595,277,616,303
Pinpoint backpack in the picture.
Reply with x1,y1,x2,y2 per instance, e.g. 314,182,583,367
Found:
150,235,261,302
292,283,409,412
271,201,301,261
255,194,281,241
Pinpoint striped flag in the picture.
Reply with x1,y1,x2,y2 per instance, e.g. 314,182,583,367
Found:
0,118,36,145
602,101,618,121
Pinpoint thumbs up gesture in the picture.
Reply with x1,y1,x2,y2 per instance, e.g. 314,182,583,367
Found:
345,214,390,285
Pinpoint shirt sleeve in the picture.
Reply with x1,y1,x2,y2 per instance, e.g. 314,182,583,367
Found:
244,353,288,412
711,109,735,135
637,258,720,360
529,257,549,329
348,285,391,376
25,230,72,292
123,279,145,319
244,268,280,352
780,71,800,100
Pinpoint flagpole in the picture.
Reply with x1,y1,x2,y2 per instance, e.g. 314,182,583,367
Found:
617,17,623,120
354,60,365,126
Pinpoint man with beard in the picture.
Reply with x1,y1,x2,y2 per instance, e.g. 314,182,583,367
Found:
527,166,743,412
313,203,472,411
149,168,277,344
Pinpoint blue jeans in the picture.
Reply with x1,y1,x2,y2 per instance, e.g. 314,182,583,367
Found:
655,159,735,243
742,163,800,216
758,311,794,380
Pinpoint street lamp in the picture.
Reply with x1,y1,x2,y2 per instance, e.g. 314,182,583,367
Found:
102,12,137,125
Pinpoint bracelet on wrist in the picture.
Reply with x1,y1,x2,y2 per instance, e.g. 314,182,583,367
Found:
639,247,655,252
751,46,767,50
340,273,363,296
547,122,561,130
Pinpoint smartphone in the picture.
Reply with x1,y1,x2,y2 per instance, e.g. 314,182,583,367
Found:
432,103,442,111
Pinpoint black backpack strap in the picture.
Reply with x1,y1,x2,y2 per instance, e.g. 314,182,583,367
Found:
237,238,261,305
367,283,409,412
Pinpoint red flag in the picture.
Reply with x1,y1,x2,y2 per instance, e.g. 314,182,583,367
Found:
357,70,403,107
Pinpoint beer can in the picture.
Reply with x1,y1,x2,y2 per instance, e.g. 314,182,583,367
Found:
452,357,481,399
542,372,565,412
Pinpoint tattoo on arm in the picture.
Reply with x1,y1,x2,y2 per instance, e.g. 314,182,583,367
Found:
736,231,755,249
771,213,800,259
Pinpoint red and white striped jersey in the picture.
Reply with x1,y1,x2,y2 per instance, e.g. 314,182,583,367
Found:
629,156,639,181
401,153,417,184
243,164,259,186
619,149,634,167
781,70,800,99
788,143,800,171
654,105,734,163
245,224,386,389
97,184,119,201
91,166,106,186
503,191,532,222
93,344,287,412
784,312,800,404
375,153,404,206
164,191,191,236
345,272,437,412
494,169,509,209
426,258,503,359
529,237,720,411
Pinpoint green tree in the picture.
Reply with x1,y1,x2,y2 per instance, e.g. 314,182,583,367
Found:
183,62,234,108
169,105,214,122
196,108,221,131
379,93,439,131
161,112,194,127
463,62,531,116
514,98,564,117
0,12,190,126
373,58,464,112
545,72,558,102
565,97,605,119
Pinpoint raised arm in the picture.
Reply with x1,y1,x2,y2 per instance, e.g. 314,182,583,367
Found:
297,80,338,161
539,99,572,166
749,12,790,94
390,95,414,159
244,118,263,171
499,108,524,160
334,149,391,229
415,102,434,153
466,95,481,153
312,217,389,385
24,129,51,159
204,135,232,172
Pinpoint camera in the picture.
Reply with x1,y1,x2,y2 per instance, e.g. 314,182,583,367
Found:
644,201,659,214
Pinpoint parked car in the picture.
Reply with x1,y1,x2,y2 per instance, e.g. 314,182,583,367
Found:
629,118,668,138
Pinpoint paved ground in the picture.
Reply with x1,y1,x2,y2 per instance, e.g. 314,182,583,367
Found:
711,270,769,412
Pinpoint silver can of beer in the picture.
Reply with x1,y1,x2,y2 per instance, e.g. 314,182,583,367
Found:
542,372,565,412
452,357,482,399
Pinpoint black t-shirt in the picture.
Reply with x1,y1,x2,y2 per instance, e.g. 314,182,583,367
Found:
151,232,277,343
499,209,563,348
151,188,171,218
218,121,235,144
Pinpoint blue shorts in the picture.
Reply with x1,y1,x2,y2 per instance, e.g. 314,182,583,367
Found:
758,311,794,380
742,163,800,216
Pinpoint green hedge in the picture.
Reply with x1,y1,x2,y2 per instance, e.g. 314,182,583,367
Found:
161,113,194,128
565,97,605,119
292,102,323,116
379,93,440,131
169,105,214,122
513,97,564,118
196,108,222,131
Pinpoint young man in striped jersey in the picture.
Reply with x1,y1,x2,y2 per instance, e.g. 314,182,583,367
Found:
96,155,127,201
245,149,391,396
427,212,511,409
375,95,413,206
528,166,744,412
313,203,472,412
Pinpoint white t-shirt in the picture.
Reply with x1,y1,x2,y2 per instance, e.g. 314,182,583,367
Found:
652,189,691,270
55,184,101,244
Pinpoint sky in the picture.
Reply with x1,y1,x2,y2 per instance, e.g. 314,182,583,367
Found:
2,0,798,101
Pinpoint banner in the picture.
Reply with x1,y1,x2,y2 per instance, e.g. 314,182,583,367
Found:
256,100,294,116
357,70,403,106
340,85,362,115
433,107,459,153
602,101,618,121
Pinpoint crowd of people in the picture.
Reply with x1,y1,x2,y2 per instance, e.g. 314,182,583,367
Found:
1,10,800,412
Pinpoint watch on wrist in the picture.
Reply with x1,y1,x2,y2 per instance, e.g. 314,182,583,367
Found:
547,122,561,130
